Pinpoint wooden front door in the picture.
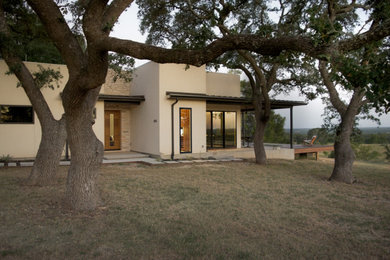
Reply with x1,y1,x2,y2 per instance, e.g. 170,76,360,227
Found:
104,110,121,150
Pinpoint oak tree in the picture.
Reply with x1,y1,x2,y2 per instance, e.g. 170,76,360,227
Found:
0,1,66,185
2,0,389,209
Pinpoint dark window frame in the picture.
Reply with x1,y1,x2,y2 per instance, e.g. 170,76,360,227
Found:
206,110,237,149
0,104,34,124
179,107,192,154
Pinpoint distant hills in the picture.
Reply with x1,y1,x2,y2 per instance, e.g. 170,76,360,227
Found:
285,127,390,135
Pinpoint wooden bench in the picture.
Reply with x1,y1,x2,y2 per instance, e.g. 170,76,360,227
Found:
294,145,334,160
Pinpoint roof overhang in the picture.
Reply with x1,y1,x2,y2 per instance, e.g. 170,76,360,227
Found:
166,91,307,110
98,94,145,104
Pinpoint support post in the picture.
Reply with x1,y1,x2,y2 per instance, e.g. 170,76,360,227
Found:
290,106,293,149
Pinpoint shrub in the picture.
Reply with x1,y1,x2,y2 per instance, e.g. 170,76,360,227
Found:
352,144,380,161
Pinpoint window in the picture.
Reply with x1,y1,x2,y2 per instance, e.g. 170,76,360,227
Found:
180,108,192,153
0,105,34,124
225,112,237,147
206,111,237,149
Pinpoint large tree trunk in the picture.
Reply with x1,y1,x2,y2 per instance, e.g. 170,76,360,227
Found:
329,116,356,183
253,116,267,164
252,93,271,165
26,116,67,185
63,87,104,210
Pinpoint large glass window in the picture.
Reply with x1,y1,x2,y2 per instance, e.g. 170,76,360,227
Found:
180,108,192,153
0,105,34,124
225,112,237,147
212,112,224,148
206,111,237,149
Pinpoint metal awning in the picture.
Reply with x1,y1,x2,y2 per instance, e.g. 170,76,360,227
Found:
98,94,145,104
166,91,307,109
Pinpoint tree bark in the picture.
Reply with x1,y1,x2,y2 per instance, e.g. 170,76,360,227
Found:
329,118,356,183
237,58,272,165
63,86,104,211
253,115,267,164
26,116,67,185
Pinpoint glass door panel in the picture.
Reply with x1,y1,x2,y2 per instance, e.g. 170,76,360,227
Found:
104,110,121,150
206,111,237,149
206,112,212,148
180,108,192,153
212,112,224,148
225,112,237,147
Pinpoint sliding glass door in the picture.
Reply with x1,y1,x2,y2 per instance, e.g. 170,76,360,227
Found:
206,111,237,149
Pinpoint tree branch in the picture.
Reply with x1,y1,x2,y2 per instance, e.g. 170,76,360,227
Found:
266,63,279,91
318,61,347,115
26,0,85,74
339,19,390,53
0,4,55,123
103,0,134,27
237,64,257,98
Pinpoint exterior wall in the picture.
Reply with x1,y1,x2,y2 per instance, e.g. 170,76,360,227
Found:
94,101,105,145
130,62,160,155
158,64,207,158
100,69,131,96
104,102,132,152
0,61,67,158
206,72,240,97
131,62,242,158
0,60,104,158
159,63,206,94
0,60,244,159
158,100,206,159
206,103,242,149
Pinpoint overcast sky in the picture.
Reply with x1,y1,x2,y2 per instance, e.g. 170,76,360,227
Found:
110,4,390,129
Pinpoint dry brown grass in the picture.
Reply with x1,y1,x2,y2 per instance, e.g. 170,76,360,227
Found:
1,159,390,259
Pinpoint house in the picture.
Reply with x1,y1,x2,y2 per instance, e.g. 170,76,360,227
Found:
0,60,306,160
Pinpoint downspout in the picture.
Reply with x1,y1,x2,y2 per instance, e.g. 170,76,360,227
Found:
171,98,179,160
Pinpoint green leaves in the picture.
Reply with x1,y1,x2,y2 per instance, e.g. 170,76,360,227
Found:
108,53,135,83
31,65,63,90
3,0,63,64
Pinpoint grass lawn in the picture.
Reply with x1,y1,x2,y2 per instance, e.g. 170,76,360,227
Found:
1,159,389,259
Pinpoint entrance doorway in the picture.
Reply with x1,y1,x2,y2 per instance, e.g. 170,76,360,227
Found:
104,110,121,150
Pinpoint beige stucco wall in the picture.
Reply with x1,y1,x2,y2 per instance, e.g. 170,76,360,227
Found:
130,62,242,158
159,63,206,94
159,100,207,159
94,101,105,145
1,59,243,159
158,63,207,158
0,61,67,158
0,60,104,158
130,62,208,157
206,72,240,97
130,62,160,155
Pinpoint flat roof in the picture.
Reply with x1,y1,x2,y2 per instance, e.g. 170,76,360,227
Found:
166,91,307,109
98,94,145,104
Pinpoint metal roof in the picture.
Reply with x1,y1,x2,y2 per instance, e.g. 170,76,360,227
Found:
98,94,145,104
166,91,307,109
